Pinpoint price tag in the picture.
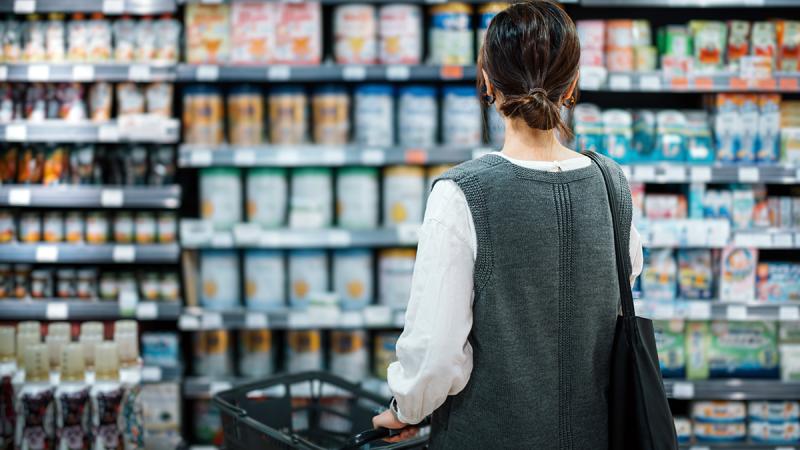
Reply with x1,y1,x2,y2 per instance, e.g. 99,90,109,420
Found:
693,77,713,90
5,124,27,141
661,166,686,182
189,150,212,167
71,65,95,81
669,77,689,90
233,149,257,166
738,167,759,183
276,150,300,165
671,381,695,399
322,149,346,166
439,65,464,80
267,66,291,81
245,312,268,329
360,149,385,166
259,231,281,247
386,65,411,81
14,0,36,14
633,166,656,181
726,305,747,321
363,305,391,326
639,74,662,91
288,311,312,329
342,66,367,81
209,382,232,396
8,188,31,206
46,303,68,320
608,74,632,91
327,230,351,247
101,189,124,207
112,245,136,262
307,306,340,327
98,124,119,142
397,224,420,244
196,65,219,81
779,77,799,91
729,77,748,90
35,245,58,263
773,233,794,248
779,305,800,321
178,314,200,330
202,312,223,329
690,167,712,183
688,302,712,320
119,289,139,315
0,66,7,81
141,366,162,382
128,65,151,81
136,302,158,320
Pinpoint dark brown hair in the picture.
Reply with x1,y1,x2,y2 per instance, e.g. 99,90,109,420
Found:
477,0,580,138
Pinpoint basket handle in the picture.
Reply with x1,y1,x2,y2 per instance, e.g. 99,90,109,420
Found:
340,417,431,450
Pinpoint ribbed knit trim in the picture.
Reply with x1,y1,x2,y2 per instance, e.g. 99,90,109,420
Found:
480,154,598,183
554,182,575,450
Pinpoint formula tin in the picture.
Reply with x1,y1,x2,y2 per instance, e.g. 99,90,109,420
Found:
289,168,333,229
286,330,323,373
200,168,242,231
383,166,424,226
244,250,285,311
428,3,473,65
354,84,394,147
378,4,422,65
288,250,328,309
336,167,379,229
333,249,373,310
238,329,273,378
200,250,240,310
330,330,368,383
334,4,377,64
378,248,416,308
443,85,481,146
397,85,438,147
246,168,287,228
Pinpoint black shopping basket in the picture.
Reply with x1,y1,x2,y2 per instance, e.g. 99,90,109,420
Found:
213,371,429,450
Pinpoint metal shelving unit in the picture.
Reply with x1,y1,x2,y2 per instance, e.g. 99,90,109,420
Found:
0,120,180,144
680,445,798,450
0,0,176,14
580,71,800,93
0,243,180,264
0,63,175,82
634,300,800,322
176,64,478,82
0,185,181,209
0,300,181,320
664,380,800,401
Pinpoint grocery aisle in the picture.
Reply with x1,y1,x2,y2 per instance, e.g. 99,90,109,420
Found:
0,0,798,449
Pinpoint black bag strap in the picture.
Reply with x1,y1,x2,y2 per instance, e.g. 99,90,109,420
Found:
584,151,635,317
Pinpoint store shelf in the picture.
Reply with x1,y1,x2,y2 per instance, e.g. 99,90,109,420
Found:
579,71,800,93
622,164,800,185
0,63,175,82
0,243,180,264
634,300,800,322
0,299,181,320
176,64,478,82
638,219,800,250
664,380,800,400
0,119,180,143
680,445,798,450
0,185,181,209
178,305,405,331
582,0,799,7
0,0,176,14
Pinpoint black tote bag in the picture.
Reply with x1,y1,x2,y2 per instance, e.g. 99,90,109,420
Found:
585,151,679,450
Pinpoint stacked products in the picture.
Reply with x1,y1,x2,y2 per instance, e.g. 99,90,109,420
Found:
672,401,799,444
0,13,180,63
0,265,180,302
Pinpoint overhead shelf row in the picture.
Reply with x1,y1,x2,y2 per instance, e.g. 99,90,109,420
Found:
0,300,181,320
0,120,180,144
0,63,175,82
0,243,181,264
0,185,181,209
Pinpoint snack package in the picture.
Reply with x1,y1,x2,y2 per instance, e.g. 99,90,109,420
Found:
67,13,88,61
756,262,800,303
642,249,677,301
145,83,173,117
777,20,800,72
601,109,633,163
89,82,112,122
690,21,727,71
654,320,685,378
658,25,692,57
678,250,714,300
23,14,47,62
757,94,781,163
230,3,273,65
693,401,747,423
42,144,68,186
656,110,686,162
727,21,750,70
719,247,757,302
116,83,145,118
154,14,180,63
687,321,779,379
134,16,157,62
714,94,741,164
113,16,136,62
185,4,230,64
748,401,800,422
86,13,111,62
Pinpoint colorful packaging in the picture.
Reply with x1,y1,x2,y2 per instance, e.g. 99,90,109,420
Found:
687,321,779,379
193,331,232,377
756,263,800,303
200,250,240,310
442,86,481,147
374,332,400,380
632,110,656,161
606,20,634,72
719,247,757,302
693,401,747,424
654,320,685,378
777,20,800,71
428,3,473,65
312,85,349,145
727,21,750,70
272,3,322,65
227,84,264,146
731,189,755,230
185,4,230,64
200,168,242,230
244,250,285,311
748,401,800,422
330,330,368,383
714,94,741,164
674,417,692,444
678,250,714,300
690,21,727,71
573,104,605,154
288,250,328,309
685,111,715,163
757,94,781,163
378,4,422,65
601,109,633,162
333,249,373,310
334,4,377,64
183,85,224,145
576,20,605,67
751,22,777,69
749,421,800,444
336,167,379,229
656,110,687,162
739,95,759,163
268,86,307,145
230,3,273,65
645,194,687,220
694,422,746,443
642,249,677,301
286,330,323,373
246,168,287,228
239,330,273,378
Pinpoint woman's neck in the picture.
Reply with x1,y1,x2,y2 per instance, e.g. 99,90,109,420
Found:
500,118,578,162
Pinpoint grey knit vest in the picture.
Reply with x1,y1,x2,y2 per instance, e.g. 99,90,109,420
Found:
429,153,632,450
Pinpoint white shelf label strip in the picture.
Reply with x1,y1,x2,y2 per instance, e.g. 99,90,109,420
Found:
8,188,31,206
35,245,58,263
136,303,158,320
671,381,694,399
5,124,27,141
46,303,68,320
72,65,95,81
101,189,124,207
112,245,136,263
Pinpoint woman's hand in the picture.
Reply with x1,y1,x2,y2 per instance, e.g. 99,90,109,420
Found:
372,409,419,443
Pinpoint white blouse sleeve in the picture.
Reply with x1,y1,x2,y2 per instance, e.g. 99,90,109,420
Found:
386,180,476,425
629,223,644,285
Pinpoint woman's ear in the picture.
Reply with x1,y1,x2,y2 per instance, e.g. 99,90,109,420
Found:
563,71,579,103
482,69,494,97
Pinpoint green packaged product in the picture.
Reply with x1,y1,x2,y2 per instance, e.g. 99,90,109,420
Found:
687,321,779,380
654,320,685,378
690,21,727,70
780,322,800,344
658,25,692,57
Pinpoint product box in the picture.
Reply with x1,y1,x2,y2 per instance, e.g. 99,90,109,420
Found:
573,104,605,154
693,401,747,423
685,111,715,164
602,109,633,162
642,249,677,301
272,3,322,65
778,197,793,228
749,421,800,444
141,383,182,448
714,94,742,163
185,4,231,64
719,247,757,302
688,321,779,379
632,110,656,161
756,262,800,303
654,320,686,378
739,95,760,163
731,189,755,230
690,21,727,71
780,322,800,343
752,22,777,68
658,25,692,57
688,183,705,219
230,2,274,64
694,422,746,443
678,250,714,299
646,194,687,220
727,21,750,70
656,110,687,161
674,417,692,444
703,190,732,220
780,344,800,381
141,332,181,368
777,20,800,72
757,94,782,163
748,401,800,422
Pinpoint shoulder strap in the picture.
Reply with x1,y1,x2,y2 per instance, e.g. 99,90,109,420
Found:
584,152,635,317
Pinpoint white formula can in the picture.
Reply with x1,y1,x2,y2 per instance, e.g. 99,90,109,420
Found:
238,329,273,378
200,168,242,230
397,85,438,147
334,4,377,64
336,167,379,229
200,250,240,310
379,248,416,309
289,168,333,229
246,168,287,228
286,330,323,373
333,249,373,310
354,84,394,147
330,330,368,383
379,4,422,65
382,166,425,226
288,250,329,309
443,86,482,146
428,3,473,65
244,250,285,311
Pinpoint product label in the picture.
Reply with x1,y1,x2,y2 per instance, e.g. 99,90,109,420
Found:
247,172,287,227
336,172,379,229
245,252,285,308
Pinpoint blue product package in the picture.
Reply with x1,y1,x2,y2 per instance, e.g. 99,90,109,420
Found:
642,249,678,301
714,94,741,164
708,321,780,379
633,110,657,162
244,249,286,311
678,249,714,299
756,262,800,303
756,94,781,164
333,248,374,310
685,111,715,164
573,104,604,154
688,183,706,219
749,421,800,443
602,109,633,163
748,401,800,422
656,110,687,162
738,95,759,163
141,332,180,368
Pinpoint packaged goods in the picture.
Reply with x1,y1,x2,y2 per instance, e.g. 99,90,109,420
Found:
601,109,633,162
146,82,173,117
334,4,377,64
634,46,657,71
687,321,779,379
239,330,273,378
86,13,112,61
429,3,473,65
333,249,373,310
43,211,64,242
19,212,41,243
442,86,481,146
141,273,160,301
289,168,333,229
477,3,507,51
15,265,31,298
645,194,687,220
738,95,759,163
230,3,273,65
116,83,144,118
200,168,242,231
0,210,13,243
160,272,180,301
693,401,746,423
383,166,425,226
88,82,112,122
134,16,156,62
135,212,156,244
269,86,307,145
246,168,287,227
397,85,438,147
354,84,394,147
31,269,53,298
56,269,76,298
155,15,181,63
714,94,740,163
286,330,323,373
690,21,727,71
312,85,349,145
780,344,800,381
194,400,222,445
655,110,686,161
685,111,715,163
749,421,800,444
379,249,416,309
577,20,605,67
194,330,232,377
272,3,322,65
654,320,685,378
756,263,800,303
336,167,379,229
200,250,240,310
65,14,87,60
17,344,56,449
606,20,634,72
379,4,422,65
0,265,12,297
752,22,777,68
678,250,714,300
18,145,45,183
642,249,677,301
694,422,746,443
674,417,692,444
183,85,224,145
748,401,800,422
727,21,750,70
185,4,230,64
288,250,328,309
244,250,285,311
227,84,264,146
76,269,96,300
113,16,136,61
757,94,781,163
157,212,177,244
99,272,117,300
719,247,757,302
374,332,400,380
65,212,83,243
330,330,368,383
141,332,180,368
777,20,800,71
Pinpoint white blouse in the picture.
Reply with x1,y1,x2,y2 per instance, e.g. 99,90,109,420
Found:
387,153,644,425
